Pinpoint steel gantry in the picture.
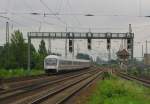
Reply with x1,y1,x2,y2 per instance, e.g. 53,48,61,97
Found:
27,32,134,70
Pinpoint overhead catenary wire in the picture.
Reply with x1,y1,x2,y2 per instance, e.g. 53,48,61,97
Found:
2,13,150,32
0,0,149,34
39,0,67,25
66,0,81,26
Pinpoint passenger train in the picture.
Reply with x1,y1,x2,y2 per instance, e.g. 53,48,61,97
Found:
44,55,91,74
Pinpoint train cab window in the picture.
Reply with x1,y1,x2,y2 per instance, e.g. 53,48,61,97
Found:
45,58,57,65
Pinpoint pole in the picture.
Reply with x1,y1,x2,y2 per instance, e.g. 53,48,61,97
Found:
6,22,9,68
142,44,143,57
6,22,9,44
77,43,79,54
129,24,134,60
146,40,148,54
131,38,134,60
108,48,111,62
48,34,51,54
65,26,67,57
72,39,74,57
108,48,112,74
28,33,31,70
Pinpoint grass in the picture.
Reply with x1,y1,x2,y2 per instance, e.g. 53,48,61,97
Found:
0,69,44,78
87,74,150,104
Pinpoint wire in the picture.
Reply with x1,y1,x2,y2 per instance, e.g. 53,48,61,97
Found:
0,15,9,20
66,0,81,25
39,0,67,25
2,11,150,18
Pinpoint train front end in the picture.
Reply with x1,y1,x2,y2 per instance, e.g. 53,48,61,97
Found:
44,55,58,74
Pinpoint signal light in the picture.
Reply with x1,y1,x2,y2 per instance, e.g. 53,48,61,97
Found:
127,39,131,49
107,39,111,44
69,47,73,53
87,38,92,50
88,45,91,50
69,39,73,53
107,44,111,49
88,38,91,43
127,45,131,49
69,39,72,46
127,39,131,44
107,39,111,49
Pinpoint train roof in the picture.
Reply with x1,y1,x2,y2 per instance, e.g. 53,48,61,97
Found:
45,55,90,62
45,55,59,59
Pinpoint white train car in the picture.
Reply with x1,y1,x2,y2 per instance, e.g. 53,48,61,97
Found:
44,55,91,73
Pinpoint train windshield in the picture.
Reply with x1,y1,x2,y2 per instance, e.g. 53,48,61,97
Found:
45,58,57,65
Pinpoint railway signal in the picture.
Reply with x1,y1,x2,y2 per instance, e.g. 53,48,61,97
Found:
69,39,73,53
87,38,92,50
127,38,131,49
107,39,111,49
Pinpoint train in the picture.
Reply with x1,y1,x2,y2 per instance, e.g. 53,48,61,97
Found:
44,55,91,74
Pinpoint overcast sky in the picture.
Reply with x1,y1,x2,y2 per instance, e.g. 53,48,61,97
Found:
0,0,150,59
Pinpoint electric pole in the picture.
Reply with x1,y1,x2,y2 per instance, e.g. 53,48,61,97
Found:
77,43,79,55
72,39,74,58
6,22,9,44
146,40,148,54
48,37,51,54
142,44,143,57
6,21,9,68
65,25,68,57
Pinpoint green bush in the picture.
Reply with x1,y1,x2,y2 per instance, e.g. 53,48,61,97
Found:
0,69,44,78
87,76,150,104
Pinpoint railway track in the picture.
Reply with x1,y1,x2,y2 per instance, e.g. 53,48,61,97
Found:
117,72,150,87
0,74,52,90
30,70,103,104
0,67,103,104
0,68,95,96
0,68,94,92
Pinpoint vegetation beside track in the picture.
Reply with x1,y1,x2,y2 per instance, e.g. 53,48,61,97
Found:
0,69,44,78
87,74,150,104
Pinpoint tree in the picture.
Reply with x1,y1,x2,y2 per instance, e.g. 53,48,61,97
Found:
0,46,3,54
10,30,27,69
38,40,47,56
36,40,47,69
0,42,17,69
0,30,51,70
25,43,37,69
